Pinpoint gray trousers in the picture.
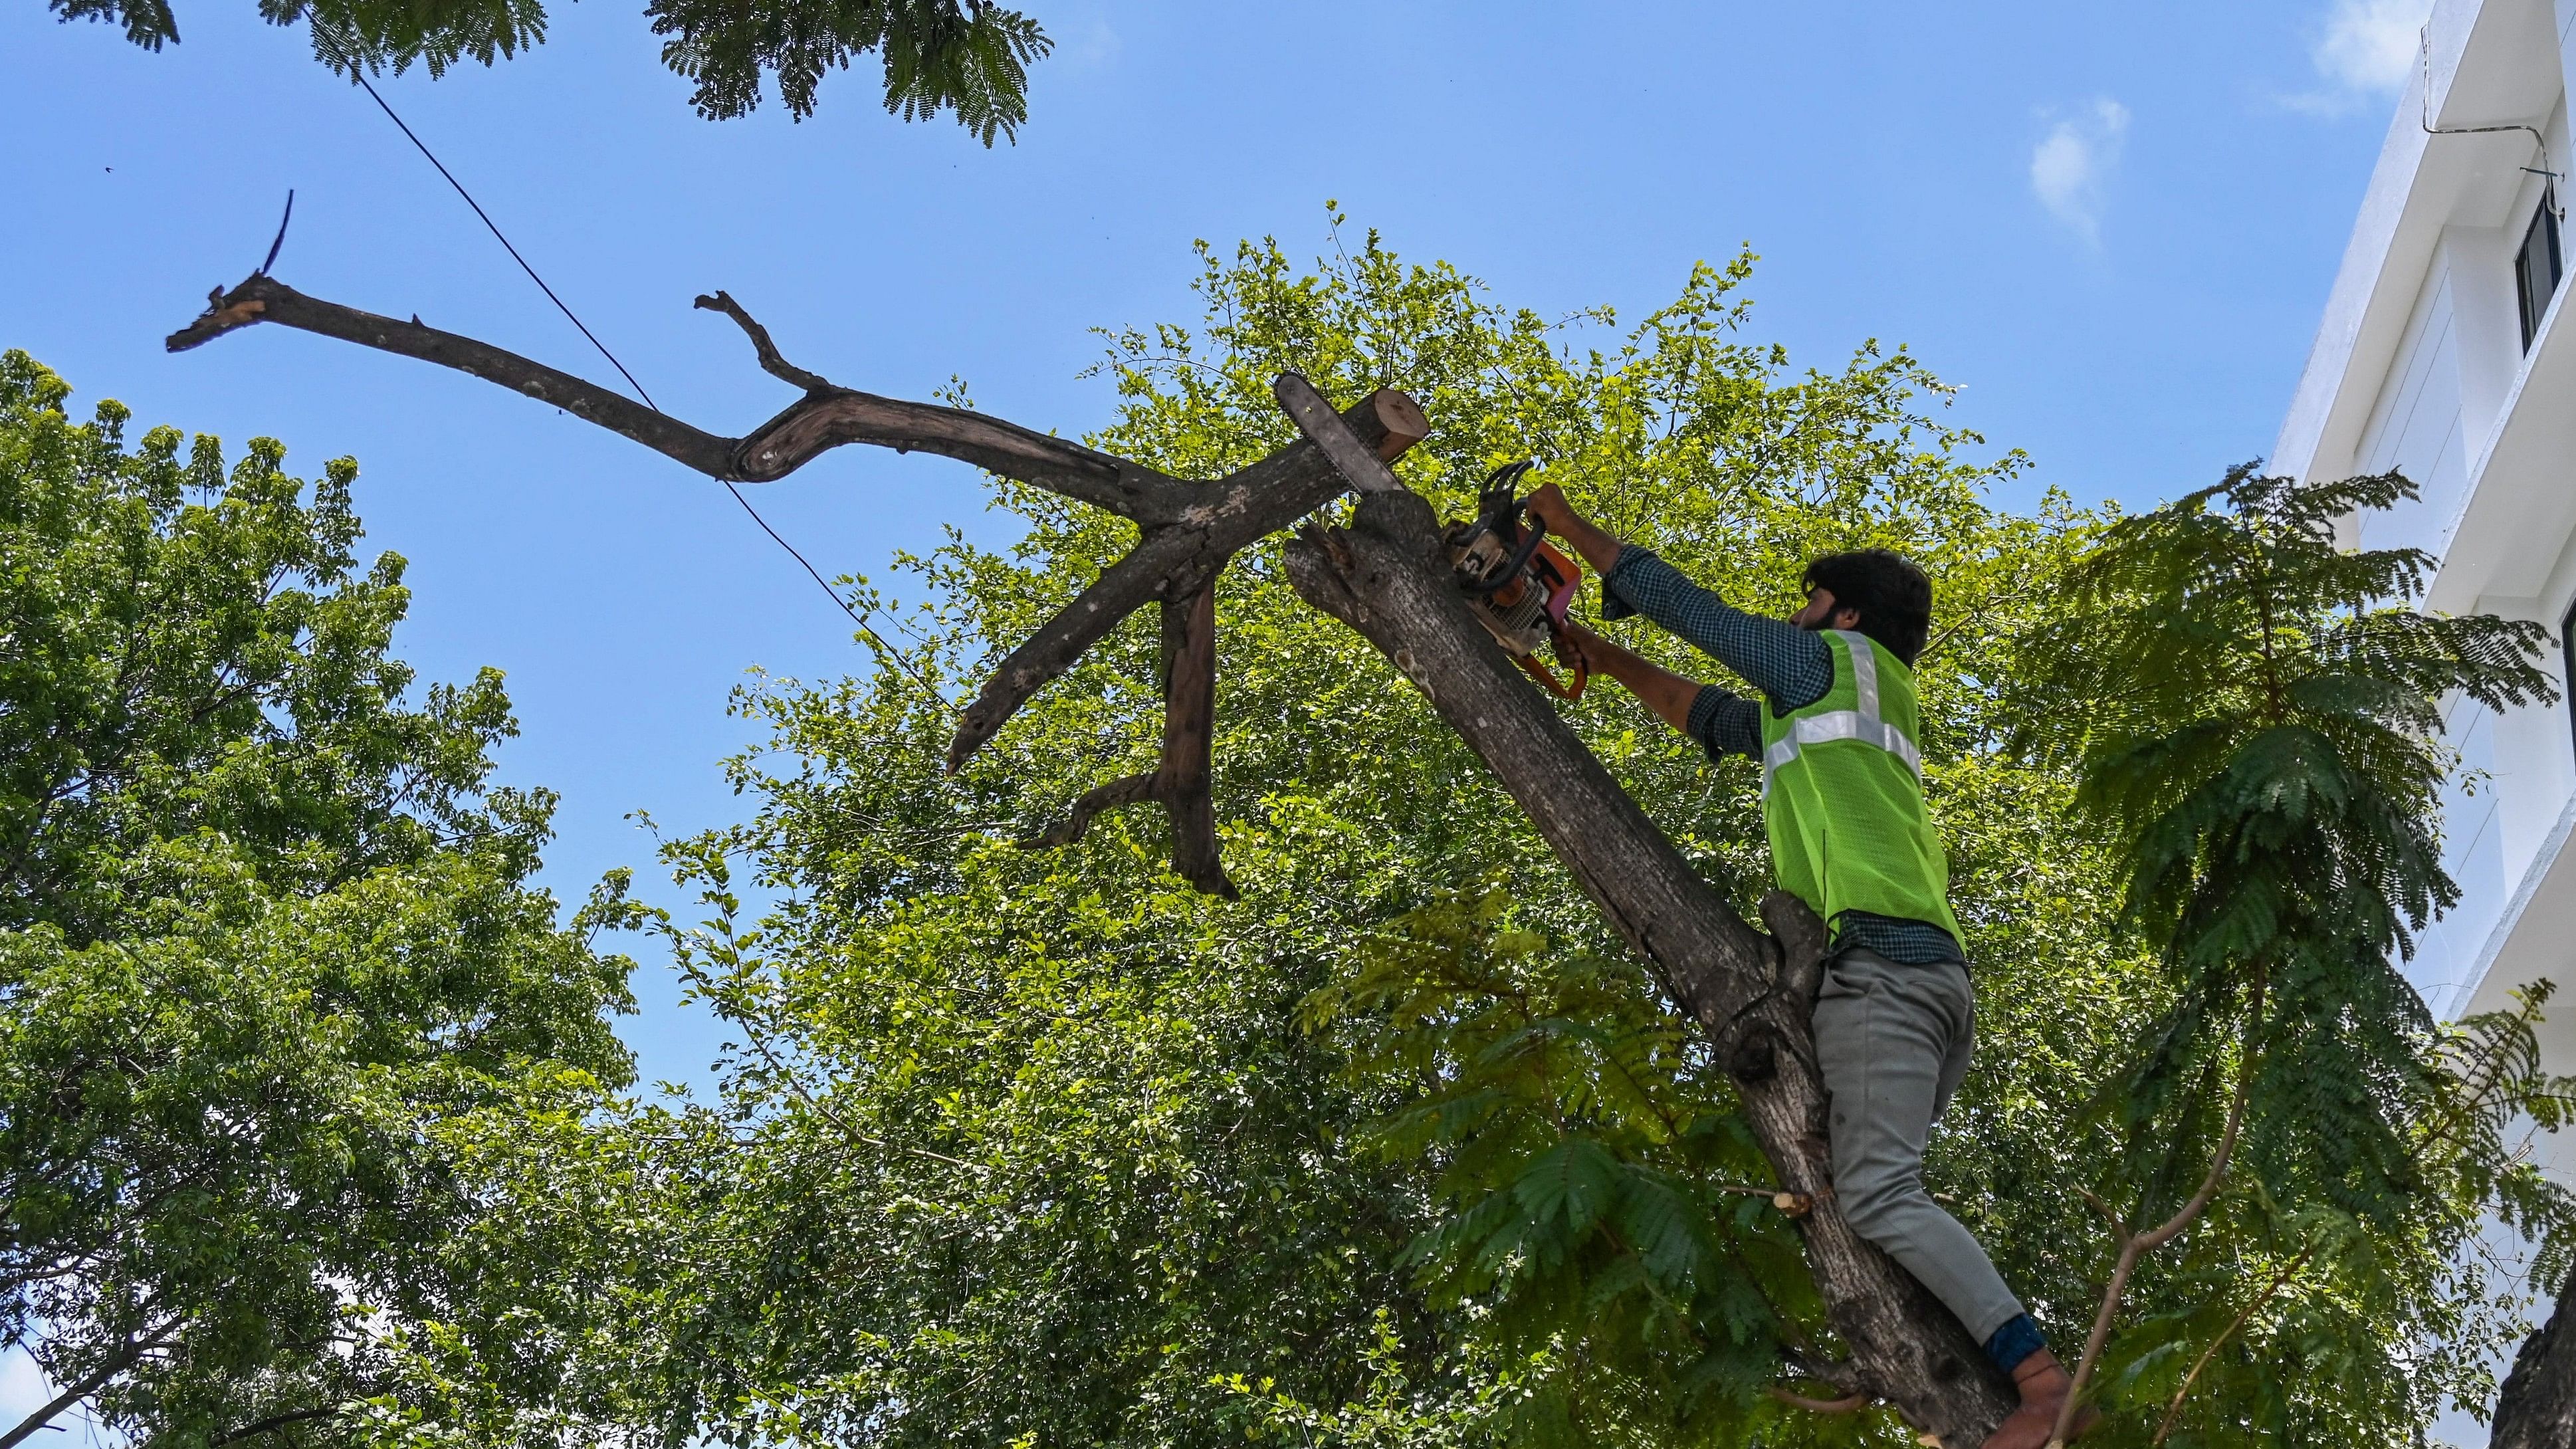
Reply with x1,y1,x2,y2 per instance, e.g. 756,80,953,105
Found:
1813,947,2026,1343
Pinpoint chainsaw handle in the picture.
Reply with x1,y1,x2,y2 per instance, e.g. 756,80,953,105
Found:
1515,650,1588,701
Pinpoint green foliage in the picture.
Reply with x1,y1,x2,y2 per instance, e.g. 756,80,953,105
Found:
0,351,637,1446
2016,466,2551,976
2009,463,2569,1442
45,0,1049,142
1299,891,1808,1441
648,0,1050,138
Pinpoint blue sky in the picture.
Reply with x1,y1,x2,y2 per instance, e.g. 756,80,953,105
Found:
5,0,2428,1114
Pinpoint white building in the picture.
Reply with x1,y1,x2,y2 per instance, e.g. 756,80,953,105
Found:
2272,0,2574,1437
2277,0,2573,1050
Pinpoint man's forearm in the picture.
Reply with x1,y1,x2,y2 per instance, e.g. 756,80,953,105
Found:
1521,483,1625,576
1587,550,1834,711
1547,510,1625,577
1566,626,1700,734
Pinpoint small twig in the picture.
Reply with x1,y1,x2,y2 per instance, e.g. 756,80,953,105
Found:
1769,1387,1869,1414
695,290,837,393
1021,772,1157,849
256,189,294,276
2151,1240,2320,1445
2051,970,2268,1446
1705,1182,1816,1215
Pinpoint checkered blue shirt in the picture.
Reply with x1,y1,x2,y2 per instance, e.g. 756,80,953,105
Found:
1603,546,1963,966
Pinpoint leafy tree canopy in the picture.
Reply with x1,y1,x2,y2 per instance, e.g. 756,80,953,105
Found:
2006,463,2570,1444
46,0,1050,142
0,351,639,1446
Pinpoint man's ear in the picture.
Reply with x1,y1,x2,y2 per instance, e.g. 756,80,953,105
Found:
1833,607,1864,632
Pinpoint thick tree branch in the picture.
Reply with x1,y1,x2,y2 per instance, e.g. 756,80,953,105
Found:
2494,1258,2576,1449
942,388,1426,774
167,277,733,474
1154,584,1230,895
948,524,1228,770
165,275,1186,517
1016,586,1234,897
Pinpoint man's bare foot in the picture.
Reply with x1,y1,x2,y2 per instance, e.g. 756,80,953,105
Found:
1979,1349,2098,1448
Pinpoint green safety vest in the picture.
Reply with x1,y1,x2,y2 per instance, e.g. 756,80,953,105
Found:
1759,629,1963,944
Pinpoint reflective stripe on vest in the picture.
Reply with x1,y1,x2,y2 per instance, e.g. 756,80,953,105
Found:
1759,631,1924,797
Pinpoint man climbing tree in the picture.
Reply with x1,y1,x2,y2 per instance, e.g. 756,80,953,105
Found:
1527,487,2087,1448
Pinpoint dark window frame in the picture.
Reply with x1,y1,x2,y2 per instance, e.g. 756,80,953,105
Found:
2516,187,2563,352
2565,592,2576,765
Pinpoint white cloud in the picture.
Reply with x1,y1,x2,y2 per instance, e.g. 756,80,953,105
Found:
1059,15,1121,72
2030,98,2129,245
2313,0,2431,94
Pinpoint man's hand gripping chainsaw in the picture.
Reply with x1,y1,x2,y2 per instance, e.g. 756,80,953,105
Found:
1443,461,1588,701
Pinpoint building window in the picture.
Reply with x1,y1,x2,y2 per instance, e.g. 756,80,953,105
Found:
2566,593,2576,764
2516,190,2563,352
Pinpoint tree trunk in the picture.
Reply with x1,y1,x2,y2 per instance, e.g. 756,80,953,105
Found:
2496,1262,2576,1449
1285,489,2014,1444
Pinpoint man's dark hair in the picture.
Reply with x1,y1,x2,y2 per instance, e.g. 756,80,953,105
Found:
1802,549,1933,665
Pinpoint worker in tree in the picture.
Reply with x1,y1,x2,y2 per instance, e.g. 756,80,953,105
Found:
1521,485,2090,1449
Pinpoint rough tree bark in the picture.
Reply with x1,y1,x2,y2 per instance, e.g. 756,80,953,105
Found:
2495,1263,2576,1449
165,274,2020,1445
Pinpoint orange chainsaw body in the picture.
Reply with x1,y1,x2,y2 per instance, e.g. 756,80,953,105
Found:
1444,465,1588,700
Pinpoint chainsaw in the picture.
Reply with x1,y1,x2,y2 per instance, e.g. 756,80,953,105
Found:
1444,460,1588,701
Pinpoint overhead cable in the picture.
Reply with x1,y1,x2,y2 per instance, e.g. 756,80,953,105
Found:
302,27,952,710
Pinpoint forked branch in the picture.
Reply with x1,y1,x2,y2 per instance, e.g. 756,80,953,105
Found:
1020,586,1235,897
166,277,1418,895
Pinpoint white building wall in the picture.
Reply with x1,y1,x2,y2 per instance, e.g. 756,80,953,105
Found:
2420,697,2504,1019
2276,3,2576,1441
2353,263,2466,555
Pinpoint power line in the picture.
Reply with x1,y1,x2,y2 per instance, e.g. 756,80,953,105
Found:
716,479,952,705
307,27,951,711
308,27,658,410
